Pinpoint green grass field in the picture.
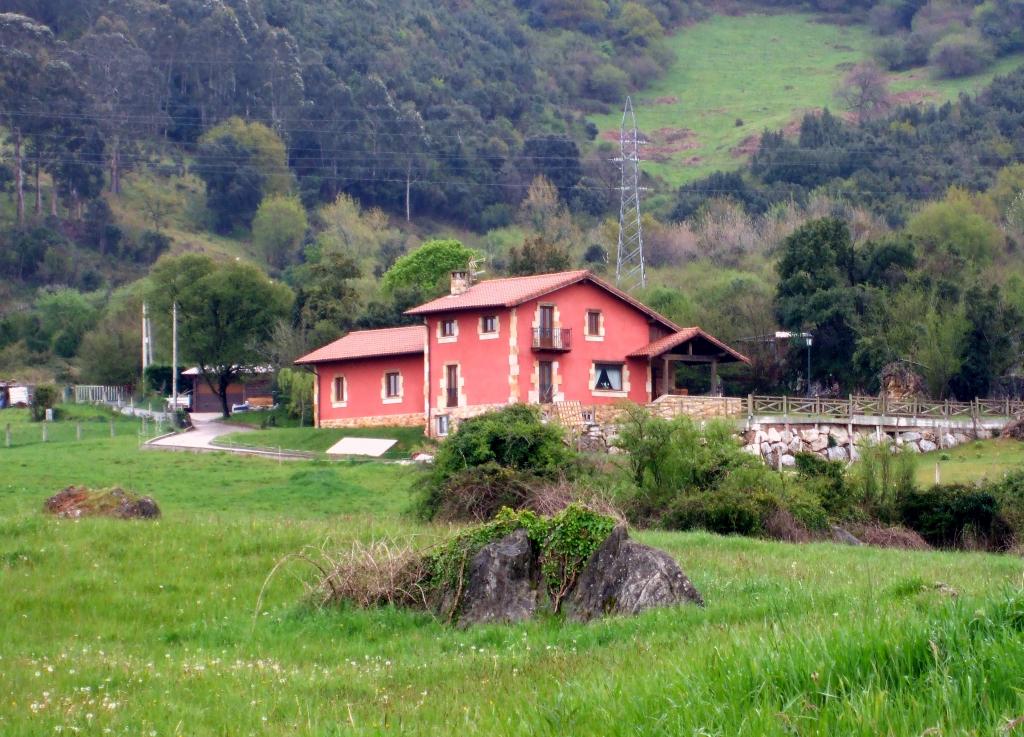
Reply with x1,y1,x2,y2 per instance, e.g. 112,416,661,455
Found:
2,407,1024,735
217,424,429,459
916,438,1024,487
592,13,1024,186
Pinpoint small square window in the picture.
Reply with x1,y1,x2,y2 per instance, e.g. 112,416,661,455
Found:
481,315,498,334
436,415,450,436
594,363,623,392
385,372,400,398
441,319,456,337
587,310,601,336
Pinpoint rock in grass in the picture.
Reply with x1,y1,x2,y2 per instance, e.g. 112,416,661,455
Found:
458,529,539,627
566,526,703,622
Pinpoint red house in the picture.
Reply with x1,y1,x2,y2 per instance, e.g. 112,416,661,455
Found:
296,270,748,436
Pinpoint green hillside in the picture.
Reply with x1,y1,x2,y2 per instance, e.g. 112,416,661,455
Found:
590,13,1024,186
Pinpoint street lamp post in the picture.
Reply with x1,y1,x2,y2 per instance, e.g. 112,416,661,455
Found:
774,331,814,396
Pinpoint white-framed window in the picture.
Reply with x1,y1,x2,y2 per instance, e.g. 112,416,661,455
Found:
331,375,347,406
438,318,458,343
385,372,400,398
585,309,604,341
481,315,498,334
436,415,450,436
594,363,624,392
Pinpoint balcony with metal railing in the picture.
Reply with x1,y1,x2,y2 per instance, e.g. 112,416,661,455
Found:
532,328,571,352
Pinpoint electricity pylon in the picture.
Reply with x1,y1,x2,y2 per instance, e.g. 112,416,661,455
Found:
615,96,646,291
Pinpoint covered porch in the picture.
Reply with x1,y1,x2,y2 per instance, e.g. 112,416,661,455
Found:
629,327,751,400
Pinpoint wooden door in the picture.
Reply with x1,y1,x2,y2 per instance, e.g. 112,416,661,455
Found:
446,364,459,407
538,361,553,404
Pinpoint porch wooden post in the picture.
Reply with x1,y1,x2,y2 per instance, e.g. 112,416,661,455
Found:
663,357,671,397
710,360,719,396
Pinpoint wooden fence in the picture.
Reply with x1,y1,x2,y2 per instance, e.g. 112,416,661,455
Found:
747,395,1024,421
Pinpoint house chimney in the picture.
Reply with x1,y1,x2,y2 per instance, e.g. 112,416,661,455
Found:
450,270,470,295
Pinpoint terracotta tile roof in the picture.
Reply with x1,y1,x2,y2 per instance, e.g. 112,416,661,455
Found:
628,327,751,364
405,269,679,331
294,325,425,364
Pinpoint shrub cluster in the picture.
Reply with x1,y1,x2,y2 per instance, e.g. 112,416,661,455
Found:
414,405,580,521
613,406,1020,552
614,407,830,538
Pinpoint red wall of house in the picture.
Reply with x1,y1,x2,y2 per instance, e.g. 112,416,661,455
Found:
515,282,652,405
426,308,513,410
315,353,423,422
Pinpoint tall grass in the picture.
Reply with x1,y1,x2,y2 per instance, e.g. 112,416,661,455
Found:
1,419,1023,735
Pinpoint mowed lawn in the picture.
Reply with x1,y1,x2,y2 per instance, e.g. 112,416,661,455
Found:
217,424,428,459
591,13,1024,186
2,411,1024,735
915,437,1024,487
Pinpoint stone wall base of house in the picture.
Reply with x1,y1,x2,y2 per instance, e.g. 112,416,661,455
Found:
320,413,425,430
429,403,512,437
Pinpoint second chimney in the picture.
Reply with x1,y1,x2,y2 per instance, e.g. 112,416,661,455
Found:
450,270,470,295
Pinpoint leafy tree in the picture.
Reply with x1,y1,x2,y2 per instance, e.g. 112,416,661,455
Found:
314,193,401,264
193,118,291,232
907,188,1004,277
149,255,292,417
36,288,98,358
276,367,314,424
929,32,995,78
507,235,572,277
381,239,476,299
291,251,362,345
520,136,582,201
612,2,664,47
253,195,308,268
775,218,860,386
950,285,1021,399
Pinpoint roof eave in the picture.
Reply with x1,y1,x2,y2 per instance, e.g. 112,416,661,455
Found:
294,349,424,366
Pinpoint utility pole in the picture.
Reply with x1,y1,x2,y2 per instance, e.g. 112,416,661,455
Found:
615,96,646,291
171,301,179,413
141,302,151,374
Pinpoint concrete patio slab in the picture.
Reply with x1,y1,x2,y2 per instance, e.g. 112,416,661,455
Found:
326,437,397,457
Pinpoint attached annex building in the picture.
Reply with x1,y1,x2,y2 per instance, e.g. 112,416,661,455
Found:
296,269,749,437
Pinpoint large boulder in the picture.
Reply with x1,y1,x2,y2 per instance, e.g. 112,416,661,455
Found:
826,446,848,462
565,526,703,622
457,529,539,627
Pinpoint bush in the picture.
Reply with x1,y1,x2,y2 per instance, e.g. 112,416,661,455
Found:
615,405,758,521
30,384,59,422
794,451,854,519
898,484,1015,550
988,470,1024,539
663,487,764,536
850,442,916,521
929,33,995,78
416,405,575,520
662,463,828,540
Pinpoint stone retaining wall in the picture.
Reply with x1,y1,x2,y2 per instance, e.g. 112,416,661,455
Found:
320,412,424,429
742,423,995,467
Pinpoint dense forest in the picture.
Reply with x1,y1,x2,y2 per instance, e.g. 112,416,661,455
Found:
1,0,1024,403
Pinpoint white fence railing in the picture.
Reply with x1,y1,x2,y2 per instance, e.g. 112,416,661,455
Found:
73,385,132,404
